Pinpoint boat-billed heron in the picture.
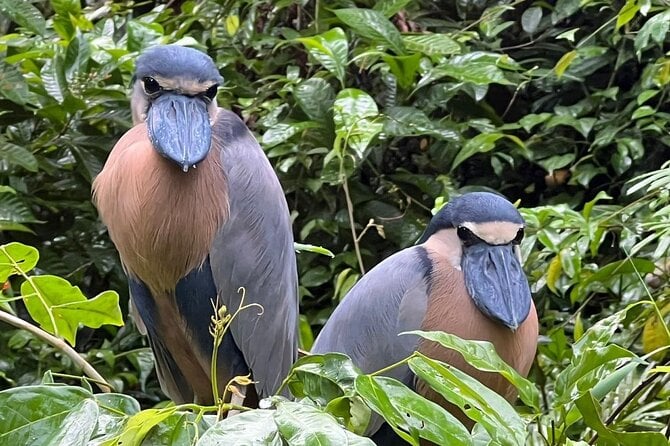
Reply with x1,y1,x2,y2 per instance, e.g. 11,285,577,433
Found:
92,45,298,405
312,192,538,442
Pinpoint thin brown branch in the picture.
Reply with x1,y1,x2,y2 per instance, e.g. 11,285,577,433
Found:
0,309,113,393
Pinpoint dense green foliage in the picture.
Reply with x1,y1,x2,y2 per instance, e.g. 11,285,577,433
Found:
0,0,669,444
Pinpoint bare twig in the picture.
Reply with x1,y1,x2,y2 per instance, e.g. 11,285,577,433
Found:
0,309,113,393
342,175,366,275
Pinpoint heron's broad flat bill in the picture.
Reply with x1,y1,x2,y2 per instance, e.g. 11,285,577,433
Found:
147,93,212,172
462,242,532,330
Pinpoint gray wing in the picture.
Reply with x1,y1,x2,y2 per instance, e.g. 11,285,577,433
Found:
208,109,299,399
311,246,431,382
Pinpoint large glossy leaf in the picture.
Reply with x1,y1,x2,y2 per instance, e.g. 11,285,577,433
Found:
404,331,540,410
373,0,412,17
41,55,68,104
21,275,123,345
402,34,460,56
634,10,670,55
0,138,38,172
294,77,336,122
274,401,374,446
284,353,361,404
0,61,32,105
332,88,383,161
422,52,515,87
408,354,526,446
334,8,405,55
355,375,472,446
297,28,348,85
0,194,40,232
0,0,46,35
197,410,282,445
0,385,95,445
384,106,459,141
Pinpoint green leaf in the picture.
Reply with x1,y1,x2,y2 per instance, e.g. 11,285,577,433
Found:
262,122,320,148
21,275,123,345
333,88,383,161
616,0,640,30
554,345,637,405
575,391,668,445
555,50,577,77
0,385,94,445
570,259,656,304
452,133,504,170
373,0,412,17
631,105,655,119
143,411,214,446
382,53,421,90
384,106,459,141
355,375,472,445
0,194,40,232
0,242,39,282
112,407,177,445
285,353,361,405
0,138,38,171
274,401,375,445
521,7,542,34
634,10,670,55
64,32,91,83
294,77,336,122
424,53,515,87
404,330,540,411
294,242,335,257
197,410,282,445
409,354,526,446
0,61,31,105
41,56,68,104
0,0,46,35
402,34,460,56
297,28,348,85
334,8,405,55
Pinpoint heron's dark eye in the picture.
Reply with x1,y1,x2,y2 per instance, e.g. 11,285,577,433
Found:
457,226,480,247
512,228,524,245
204,84,218,100
142,77,161,95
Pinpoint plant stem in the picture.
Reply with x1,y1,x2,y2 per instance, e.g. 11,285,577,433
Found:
0,309,113,392
370,353,416,376
342,174,366,275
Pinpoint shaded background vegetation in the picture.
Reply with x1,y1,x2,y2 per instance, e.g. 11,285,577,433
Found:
0,0,669,443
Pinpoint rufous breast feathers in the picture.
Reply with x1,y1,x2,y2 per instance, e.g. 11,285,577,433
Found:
92,124,229,294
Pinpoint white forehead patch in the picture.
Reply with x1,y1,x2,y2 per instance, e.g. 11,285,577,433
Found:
461,221,523,245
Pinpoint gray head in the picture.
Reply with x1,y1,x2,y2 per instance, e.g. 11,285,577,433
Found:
131,45,223,172
419,192,531,330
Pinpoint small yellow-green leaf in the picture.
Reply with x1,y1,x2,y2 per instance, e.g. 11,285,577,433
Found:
225,15,239,36
616,0,640,31
574,312,584,342
0,242,39,282
631,105,655,120
642,303,670,361
555,50,577,77
546,253,562,294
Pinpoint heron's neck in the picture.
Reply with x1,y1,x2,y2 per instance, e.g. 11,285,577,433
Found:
93,124,229,295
